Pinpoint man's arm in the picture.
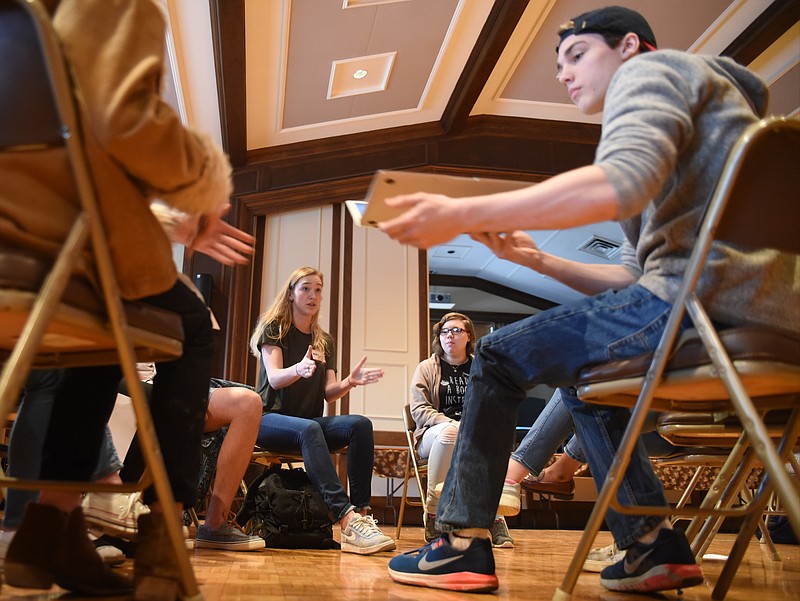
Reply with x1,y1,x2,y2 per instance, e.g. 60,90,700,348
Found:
470,231,635,296
379,165,619,249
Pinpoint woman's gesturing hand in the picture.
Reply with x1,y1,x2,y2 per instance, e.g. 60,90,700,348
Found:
295,345,317,379
348,355,384,386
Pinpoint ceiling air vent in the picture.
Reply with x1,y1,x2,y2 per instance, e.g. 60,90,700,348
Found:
578,236,621,260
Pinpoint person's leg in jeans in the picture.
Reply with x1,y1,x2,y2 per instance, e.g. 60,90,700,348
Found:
437,286,674,538
498,388,578,514
4,364,132,594
506,389,573,479
389,286,700,592
257,412,353,521
314,414,375,512
3,370,63,532
257,412,394,555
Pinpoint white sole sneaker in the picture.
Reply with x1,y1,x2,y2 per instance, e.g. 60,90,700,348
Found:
583,542,624,572
341,537,397,555
340,514,397,555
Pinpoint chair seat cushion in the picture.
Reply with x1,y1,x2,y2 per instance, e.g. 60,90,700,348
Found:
580,326,800,384
0,248,183,364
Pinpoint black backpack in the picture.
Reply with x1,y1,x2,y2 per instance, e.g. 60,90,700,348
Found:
235,464,338,549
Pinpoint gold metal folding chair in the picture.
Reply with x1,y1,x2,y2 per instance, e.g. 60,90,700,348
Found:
554,116,800,601
0,1,199,597
396,403,428,539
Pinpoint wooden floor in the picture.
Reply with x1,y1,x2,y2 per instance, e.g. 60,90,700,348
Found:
1,526,798,600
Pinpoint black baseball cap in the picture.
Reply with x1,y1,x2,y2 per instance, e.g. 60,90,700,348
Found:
557,6,657,53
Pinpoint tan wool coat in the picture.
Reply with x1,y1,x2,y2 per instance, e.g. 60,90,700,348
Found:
0,0,231,300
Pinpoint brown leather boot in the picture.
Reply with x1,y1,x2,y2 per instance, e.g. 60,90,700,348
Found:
134,512,190,601
4,502,65,589
4,503,133,595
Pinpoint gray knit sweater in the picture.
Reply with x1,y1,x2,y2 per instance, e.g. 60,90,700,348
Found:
597,50,799,334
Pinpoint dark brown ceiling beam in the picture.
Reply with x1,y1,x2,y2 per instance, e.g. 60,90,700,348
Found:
209,0,247,166
723,0,800,65
234,116,599,201
440,0,531,135
429,273,557,311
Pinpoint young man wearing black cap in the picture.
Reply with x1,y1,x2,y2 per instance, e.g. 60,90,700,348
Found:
383,5,798,595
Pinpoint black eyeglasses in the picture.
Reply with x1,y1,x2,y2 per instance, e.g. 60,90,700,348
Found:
439,327,465,337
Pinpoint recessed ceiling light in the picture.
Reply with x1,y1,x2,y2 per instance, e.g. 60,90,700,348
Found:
353,69,368,80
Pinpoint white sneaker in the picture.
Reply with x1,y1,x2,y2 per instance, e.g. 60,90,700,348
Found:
96,544,126,566
341,514,396,555
583,542,624,572
497,482,521,516
82,492,150,539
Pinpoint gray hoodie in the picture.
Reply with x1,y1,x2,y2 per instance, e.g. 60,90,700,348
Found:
596,50,798,334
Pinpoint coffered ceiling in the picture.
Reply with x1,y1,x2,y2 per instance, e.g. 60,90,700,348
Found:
164,0,799,313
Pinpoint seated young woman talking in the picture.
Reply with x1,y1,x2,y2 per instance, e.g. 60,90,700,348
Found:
249,266,395,555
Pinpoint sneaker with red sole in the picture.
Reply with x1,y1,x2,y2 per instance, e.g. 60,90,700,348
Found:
388,533,498,593
599,528,703,593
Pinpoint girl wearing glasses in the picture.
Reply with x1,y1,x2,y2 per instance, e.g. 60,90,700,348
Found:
249,266,395,555
409,312,513,547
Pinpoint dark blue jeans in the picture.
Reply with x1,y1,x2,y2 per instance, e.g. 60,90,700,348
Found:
437,284,679,548
39,279,213,508
257,412,374,522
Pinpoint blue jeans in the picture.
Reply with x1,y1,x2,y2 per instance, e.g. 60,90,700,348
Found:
511,389,574,475
513,390,682,475
257,412,374,522
437,285,678,548
4,370,123,529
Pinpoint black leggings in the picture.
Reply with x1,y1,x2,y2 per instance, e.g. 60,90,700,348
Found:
40,279,213,508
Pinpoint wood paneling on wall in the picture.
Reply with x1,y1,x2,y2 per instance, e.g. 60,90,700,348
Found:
261,208,335,332
349,227,422,432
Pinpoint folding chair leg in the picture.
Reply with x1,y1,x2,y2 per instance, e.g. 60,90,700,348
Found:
740,488,780,561
396,470,412,540
711,474,779,600
413,468,428,517
683,438,749,544
690,448,758,557
671,466,706,526
712,416,800,600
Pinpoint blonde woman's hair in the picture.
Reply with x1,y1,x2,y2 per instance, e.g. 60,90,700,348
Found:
249,266,330,358
431,312,476,358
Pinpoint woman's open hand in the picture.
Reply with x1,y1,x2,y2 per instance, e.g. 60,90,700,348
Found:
348,355,384,386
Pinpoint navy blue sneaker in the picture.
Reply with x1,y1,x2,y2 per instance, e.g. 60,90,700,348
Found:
388,533,498,593
599,528,704,593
